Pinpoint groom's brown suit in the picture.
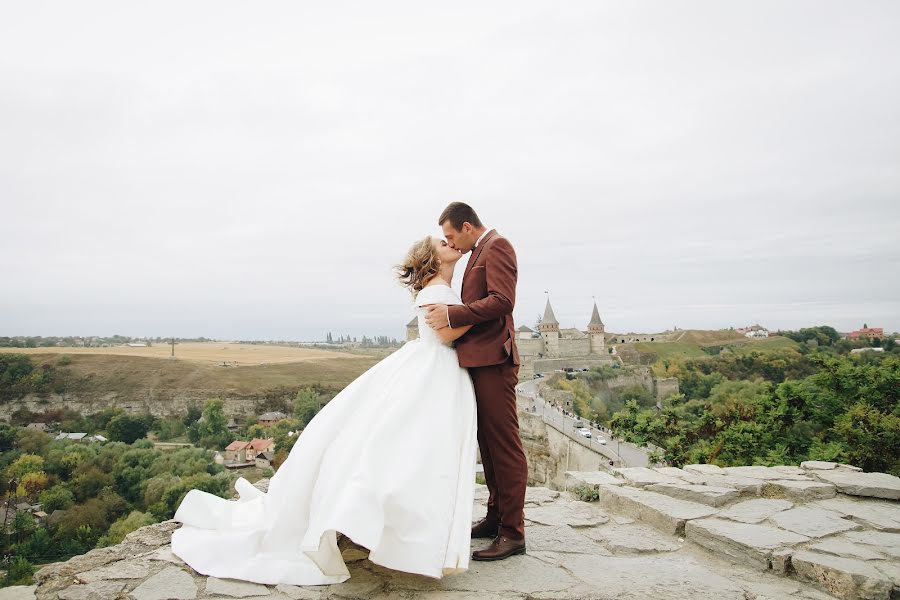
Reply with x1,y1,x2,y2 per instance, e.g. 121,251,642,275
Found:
448,229,527,540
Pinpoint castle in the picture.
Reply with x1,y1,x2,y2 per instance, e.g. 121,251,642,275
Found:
515,298,617,378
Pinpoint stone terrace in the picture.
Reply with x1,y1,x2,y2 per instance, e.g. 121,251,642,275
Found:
3,462,898,600
569,461,900,600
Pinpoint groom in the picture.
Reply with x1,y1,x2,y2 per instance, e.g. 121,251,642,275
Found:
424,202,528,561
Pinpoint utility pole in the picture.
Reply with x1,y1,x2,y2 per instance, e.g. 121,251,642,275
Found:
171,337,175,358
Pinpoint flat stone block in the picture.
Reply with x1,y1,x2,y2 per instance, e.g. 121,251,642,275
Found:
685,517,809,570
683,464,725,475
205,576,270,597
565,470,623,488
130,566,197,600
811,497,900,532
697,474,765,495
0,587,35,600
811,470,900,500
802,460,862,472
844,530,900,560
719,499,794,524
646,483,740,507
723,466,811,481
791,550,893,600
653,467,709,485
763,479,837,501
808,537,886,561
598,484,718,535
770,506,861,538
612,467,683,487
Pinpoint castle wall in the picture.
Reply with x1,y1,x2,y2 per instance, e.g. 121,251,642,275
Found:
517,338,544,356
558,338,590,357
654,377,680,403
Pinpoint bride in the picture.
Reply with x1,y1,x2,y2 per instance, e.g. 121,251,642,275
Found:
170,235,478,585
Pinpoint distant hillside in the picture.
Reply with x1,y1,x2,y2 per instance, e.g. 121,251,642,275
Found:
625,330,801,375
0,348,382,419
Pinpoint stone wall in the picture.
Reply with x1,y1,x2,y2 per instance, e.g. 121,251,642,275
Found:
519,407,612,490
558,338,591,357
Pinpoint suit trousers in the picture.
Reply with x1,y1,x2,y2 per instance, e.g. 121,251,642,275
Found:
469,355,527,540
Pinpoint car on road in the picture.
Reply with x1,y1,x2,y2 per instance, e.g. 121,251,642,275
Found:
576,427,591,438
532,373,544,379
596,437,607,444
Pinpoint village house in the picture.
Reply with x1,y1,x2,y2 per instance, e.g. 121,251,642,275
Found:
224,438,275,465
257,412,287,427
255,451,276,469
848,326,884,340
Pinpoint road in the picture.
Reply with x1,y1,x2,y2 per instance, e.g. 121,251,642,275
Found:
516,379,651,468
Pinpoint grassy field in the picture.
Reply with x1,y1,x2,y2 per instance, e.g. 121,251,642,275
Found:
1,344,384,397
629,331,802,375
0,342,370,366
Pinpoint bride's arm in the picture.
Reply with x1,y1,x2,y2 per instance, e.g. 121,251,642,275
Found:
436,323,472,344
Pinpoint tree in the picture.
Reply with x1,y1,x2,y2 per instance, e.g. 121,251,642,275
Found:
39,485,75,513
107,414,150,444
6,454,45,479
293,387,322,427
195,399,233,449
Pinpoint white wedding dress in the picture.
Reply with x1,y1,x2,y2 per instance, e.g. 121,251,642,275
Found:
170,284,478,585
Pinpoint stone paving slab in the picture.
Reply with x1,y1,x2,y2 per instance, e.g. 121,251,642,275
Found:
770,506,862,538
683,464,725,475
810,497,900,532
810,470,900,500
724,466,812,481
565,470,623,488
791,550,893,600
801,461,862,472
763,479,838,501
685,517,810,570
843,530,900,560
598,484,718,535
645,482,740,506
652,467,709,485
718,499,794,524
694,473,765,495
611,467,683,487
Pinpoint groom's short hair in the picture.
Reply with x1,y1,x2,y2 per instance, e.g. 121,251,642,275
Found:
439,202,483,231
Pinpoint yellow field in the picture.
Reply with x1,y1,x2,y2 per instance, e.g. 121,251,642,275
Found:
0,342,364,366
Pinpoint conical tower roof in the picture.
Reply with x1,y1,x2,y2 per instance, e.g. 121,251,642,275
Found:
541,298,559,325
588,301,604,327
407,316,418,327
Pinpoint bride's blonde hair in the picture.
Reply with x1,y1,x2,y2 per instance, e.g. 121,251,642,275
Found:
395,236,440,296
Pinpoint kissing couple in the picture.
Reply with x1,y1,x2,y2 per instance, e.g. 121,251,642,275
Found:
171,202,528,585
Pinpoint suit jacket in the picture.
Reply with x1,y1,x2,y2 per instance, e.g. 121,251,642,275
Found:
448,229,520,368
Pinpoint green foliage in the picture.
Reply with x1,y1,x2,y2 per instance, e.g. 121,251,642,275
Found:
293,386,323,427
39,485,76,512
571,484,599,502
3,555,34,586
57,355,72,366
609,353,900,475
97,510,156,547
190,399,234,450
6,454,45,479
106,414,150,444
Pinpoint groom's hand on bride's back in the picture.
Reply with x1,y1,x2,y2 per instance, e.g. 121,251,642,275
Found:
424,304,450,330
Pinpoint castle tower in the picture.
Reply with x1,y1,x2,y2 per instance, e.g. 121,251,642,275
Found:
538,298,560,357
588,301,606,354
406,316,419,341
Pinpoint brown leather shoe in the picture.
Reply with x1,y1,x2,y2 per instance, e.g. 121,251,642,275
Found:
471,535,526,561
470,517,499,539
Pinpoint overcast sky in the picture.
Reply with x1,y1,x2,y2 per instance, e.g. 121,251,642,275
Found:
1,1,898,341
